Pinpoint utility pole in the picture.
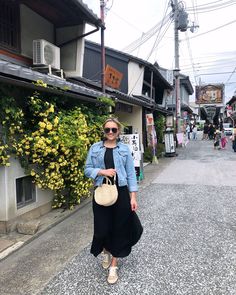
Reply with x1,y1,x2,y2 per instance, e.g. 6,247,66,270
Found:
100,0,106,93
173,0,181,133
172,0,194,133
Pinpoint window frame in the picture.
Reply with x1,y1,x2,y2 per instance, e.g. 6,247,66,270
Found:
16,176,36,209
0,0,21,53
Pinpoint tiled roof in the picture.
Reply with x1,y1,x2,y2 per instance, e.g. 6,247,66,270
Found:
0,60,104,99
74,0,102,26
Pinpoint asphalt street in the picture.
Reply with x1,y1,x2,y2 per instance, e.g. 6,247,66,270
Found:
1,136,236,295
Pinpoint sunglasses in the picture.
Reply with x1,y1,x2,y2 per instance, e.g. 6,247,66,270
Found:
104,127,118,134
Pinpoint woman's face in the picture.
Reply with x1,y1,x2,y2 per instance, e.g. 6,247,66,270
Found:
104,121,120,141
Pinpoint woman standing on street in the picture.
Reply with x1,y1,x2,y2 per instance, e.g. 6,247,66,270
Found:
84,117,143,284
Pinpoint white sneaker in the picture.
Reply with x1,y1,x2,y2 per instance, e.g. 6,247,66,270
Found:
102,252,111,269
107,266,118,284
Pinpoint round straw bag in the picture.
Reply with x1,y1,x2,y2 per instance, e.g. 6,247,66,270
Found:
94,176,118,206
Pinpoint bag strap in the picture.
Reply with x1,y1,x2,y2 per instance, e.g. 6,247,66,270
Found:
104,174,116,185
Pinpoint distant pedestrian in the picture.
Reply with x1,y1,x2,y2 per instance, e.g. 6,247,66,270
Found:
208,124,215,140
220,129,228,149
202,123,209,140
214,129,221,149
190,124,193,135
192,125,198,140
84,117,143,284
186,124,191,140
219,121,223,131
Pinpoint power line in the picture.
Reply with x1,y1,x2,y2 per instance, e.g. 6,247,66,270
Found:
184,31,198,84
225,66,236,84
187,0,236,13
122,12,172,53
147,0,171,60
108,10,143,33
127,0,171,96
180,19,236,41
196,71,235,75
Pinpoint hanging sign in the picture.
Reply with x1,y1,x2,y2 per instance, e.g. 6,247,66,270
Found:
119,134,141,168
146,113,154,126
104,64,123,89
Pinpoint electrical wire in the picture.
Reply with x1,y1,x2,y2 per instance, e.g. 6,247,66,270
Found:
107,10,143,33
180,19,236,41
184,31,198,84
148,18,173,61
100,0,236,97
122,12,172,53
225,66,236,84
127,0,171,96
187,0,236,12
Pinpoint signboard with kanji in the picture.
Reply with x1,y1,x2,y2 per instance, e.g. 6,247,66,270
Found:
195,84,224,104
119,134,141,167
104,65,123,89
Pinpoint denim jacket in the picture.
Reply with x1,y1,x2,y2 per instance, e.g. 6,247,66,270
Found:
84,141,138,192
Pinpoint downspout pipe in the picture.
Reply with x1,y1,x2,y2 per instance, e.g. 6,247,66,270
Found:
100,0,106,93
58,26,100,48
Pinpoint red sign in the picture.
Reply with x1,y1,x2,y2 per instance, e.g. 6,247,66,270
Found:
104,65,123,89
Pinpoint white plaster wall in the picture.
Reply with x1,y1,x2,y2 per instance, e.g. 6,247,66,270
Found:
117,105,143,143
20,4,54,58
161,89,171,108
0,158,53,222
0,166,7,221
20,4,85,76
181,87,189,105
128,62,144,96
167,92,175,106
57,25,85,76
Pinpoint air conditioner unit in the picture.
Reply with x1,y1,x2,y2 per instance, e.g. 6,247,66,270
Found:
33,39,60,69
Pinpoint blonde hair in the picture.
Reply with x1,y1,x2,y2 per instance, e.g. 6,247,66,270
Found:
102,117,122,131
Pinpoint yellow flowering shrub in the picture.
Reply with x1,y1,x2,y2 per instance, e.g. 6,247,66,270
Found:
0,142,10,166
0,96,24,166
0,86,108,209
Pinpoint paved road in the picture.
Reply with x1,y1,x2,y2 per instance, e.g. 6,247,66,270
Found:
1,138,236,295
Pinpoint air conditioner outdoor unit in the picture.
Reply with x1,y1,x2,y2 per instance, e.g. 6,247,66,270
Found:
33,39,60,69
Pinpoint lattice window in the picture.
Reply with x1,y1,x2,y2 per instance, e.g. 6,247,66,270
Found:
0,0,20,52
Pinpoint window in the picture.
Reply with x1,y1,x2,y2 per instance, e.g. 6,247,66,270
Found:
16,176,36,208
124,126,133,134
0,0,20,52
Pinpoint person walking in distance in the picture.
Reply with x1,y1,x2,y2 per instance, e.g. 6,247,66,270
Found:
202,123,209,140
84,117,143,284
214,129,221,150
186,123,191,140
220,129,228,149
208,124,215,140
192,125,198,140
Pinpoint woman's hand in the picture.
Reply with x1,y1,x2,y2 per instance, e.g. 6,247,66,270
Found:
130,192,138,211
98,169,116,177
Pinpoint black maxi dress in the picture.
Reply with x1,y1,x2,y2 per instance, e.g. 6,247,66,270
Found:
91,147,143,258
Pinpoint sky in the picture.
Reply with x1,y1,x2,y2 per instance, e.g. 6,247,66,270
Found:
83,0,236,102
